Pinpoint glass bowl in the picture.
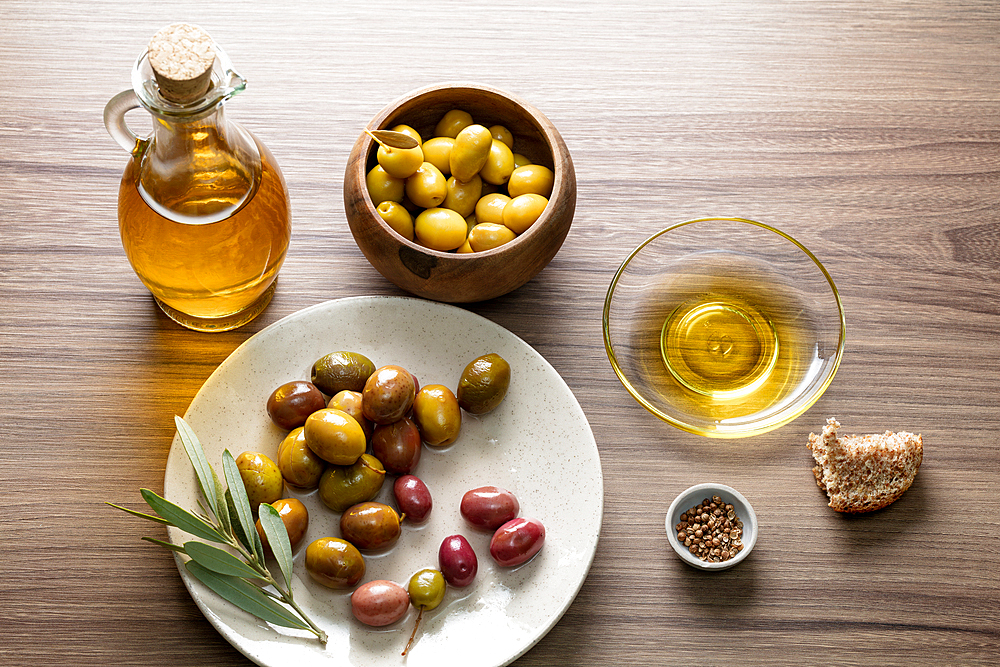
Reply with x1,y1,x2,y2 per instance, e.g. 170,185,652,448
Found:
603,218,845,438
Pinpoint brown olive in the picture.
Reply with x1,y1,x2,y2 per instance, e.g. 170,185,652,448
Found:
276,427,325,489
266,381,326,431
255,497,309,552
303,408,367,465
327,390,372,444
412,384,462,447
234,451,284,516
305,537,365,589
456,353,511,414
340,501,402,551
311,351,376,396
318,453,386,513
371,417,422,475
362,365,416,425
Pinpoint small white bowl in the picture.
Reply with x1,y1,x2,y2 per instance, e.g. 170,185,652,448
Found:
665,483,758,571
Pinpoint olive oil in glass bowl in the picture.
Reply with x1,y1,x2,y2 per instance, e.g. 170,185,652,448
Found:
603,218,846,438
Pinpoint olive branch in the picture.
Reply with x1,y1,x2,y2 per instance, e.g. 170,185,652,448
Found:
107,415,327,644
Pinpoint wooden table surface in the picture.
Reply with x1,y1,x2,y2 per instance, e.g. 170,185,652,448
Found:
2,1,998,665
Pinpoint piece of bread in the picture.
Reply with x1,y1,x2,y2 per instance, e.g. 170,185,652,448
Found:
807,417,923,513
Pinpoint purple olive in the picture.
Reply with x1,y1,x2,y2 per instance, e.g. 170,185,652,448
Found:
266,381,326,430
371,417,422,475
351,580,410,627
438,534,478,587
490,517,545,567
460,486,519,530
393,475,433,523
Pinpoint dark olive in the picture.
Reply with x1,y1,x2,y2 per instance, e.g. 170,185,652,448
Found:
371,417,422,475
362,365,416,425
393,474,432,524
460,485,519,531
456,353,511,414
438,534,477,587
340,501,402,551
318,453,386,513
305,537,365,589
266,380,326,430
311,351,376,396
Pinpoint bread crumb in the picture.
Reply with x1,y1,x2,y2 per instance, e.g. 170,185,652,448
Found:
807,417,922,513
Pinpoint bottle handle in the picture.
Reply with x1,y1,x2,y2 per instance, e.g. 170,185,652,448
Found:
104,89,149,155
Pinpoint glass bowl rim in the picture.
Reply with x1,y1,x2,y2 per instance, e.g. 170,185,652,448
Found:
602,217,846,438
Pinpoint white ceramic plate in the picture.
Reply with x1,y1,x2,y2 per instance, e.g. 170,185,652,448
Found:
163,296,603,667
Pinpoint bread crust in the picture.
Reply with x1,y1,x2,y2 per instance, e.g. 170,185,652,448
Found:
807,417,923,513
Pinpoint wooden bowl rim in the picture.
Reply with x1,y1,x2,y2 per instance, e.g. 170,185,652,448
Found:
351,81,574,260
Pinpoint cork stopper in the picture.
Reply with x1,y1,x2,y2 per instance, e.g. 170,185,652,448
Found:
148,23,216,104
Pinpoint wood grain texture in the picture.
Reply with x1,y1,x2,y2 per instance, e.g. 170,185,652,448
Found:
1,1,998,665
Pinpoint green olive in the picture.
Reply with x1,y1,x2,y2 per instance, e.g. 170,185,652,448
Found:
311,351,376,396
277,427,325,489
502,193,548,234
421,137,454,176
489,124,514,149
234,452,284,516
390,124,422,145
255,497,309,552
405,162,447,209
376,200,414,241
507,164,554,198
318,453,386,512
449,124,492,183
457,238,474,254
475,193,511,225
366,164,404,205
303,408,367,465
377,143,423,179
412,384,462,447
340,501,402,551
414,207,468,252
305,537,365,589
434,109,474,139
407,568,446,611
457,353,511,414
327,390,373,443
442,175,482,219
512,153,532,169
480,140,515,186
468,222,516,252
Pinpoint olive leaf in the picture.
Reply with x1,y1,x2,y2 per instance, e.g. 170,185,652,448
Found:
140,488,227,544
185,541,267,581
184,561,313,632
175,415,220,520
258,503,293,589
367,128,419,150
221,449,265,564
105,501,173,526
110,417,328,644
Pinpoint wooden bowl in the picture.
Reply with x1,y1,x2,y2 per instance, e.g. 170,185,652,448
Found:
344,83,576,303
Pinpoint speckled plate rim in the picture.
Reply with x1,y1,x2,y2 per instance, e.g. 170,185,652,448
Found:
162,296,603,667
